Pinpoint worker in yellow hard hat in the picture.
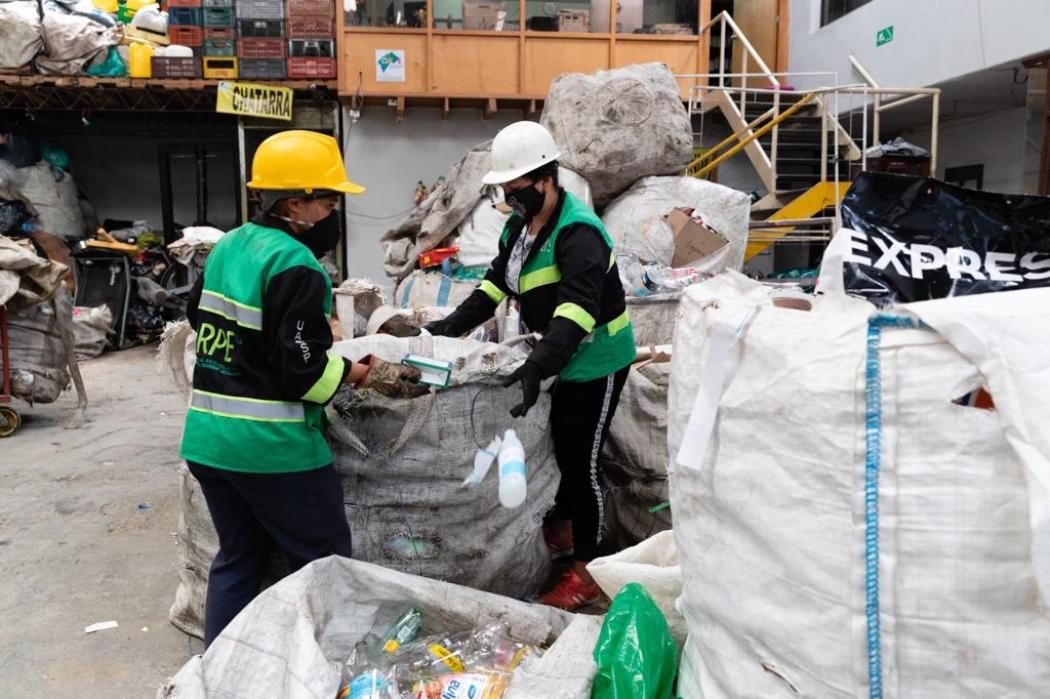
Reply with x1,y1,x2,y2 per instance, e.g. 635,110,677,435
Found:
179,130,424,646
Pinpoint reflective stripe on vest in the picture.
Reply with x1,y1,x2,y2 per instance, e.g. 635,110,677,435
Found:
198,291,264,330
603,309,630,336
554,302,597,333
479,279,507,304
518,265,562,293
190,389,305,422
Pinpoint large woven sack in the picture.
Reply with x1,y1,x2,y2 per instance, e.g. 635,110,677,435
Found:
669,272,1050,697
161,556,601,699
7,285,73,404
541,63,693,208
169,335,561,638
394,268,478,310
601,176,751,270
16,163,86,241
0,2,43,72
601,362,671,548
327,335,559,598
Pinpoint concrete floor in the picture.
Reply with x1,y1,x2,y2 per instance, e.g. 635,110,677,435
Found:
0,345,201,697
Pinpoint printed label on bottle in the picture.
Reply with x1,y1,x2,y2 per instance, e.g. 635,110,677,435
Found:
500,461,526,478
428,643,466,672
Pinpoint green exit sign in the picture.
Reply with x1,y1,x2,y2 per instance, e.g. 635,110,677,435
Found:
876,25,894,47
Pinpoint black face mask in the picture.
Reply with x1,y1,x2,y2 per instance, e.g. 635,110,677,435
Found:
504,182,545,220
301,211,341,258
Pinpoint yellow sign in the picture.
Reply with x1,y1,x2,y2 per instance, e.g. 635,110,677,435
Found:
216,81,293,121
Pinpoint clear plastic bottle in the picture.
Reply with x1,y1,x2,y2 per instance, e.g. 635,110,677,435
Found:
381,608,424,654
497,429,526,509
463,436,502,488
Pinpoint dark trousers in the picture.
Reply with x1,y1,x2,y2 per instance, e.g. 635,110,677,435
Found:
186,461,352,646
549,366,629,562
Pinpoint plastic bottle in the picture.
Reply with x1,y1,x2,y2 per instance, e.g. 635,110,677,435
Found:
463,436,501,488
381,608,424,654
128,43,153,78
497,429,526,509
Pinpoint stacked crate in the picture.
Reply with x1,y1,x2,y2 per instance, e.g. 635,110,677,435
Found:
157,0,204,78
285,0,336,79
237,0,287,80
202,0,239,78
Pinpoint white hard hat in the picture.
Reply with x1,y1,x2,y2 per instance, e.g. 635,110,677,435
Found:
482,121,562,185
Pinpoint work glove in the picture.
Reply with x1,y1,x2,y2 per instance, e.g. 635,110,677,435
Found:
502,361,543,418
424,319,455,337
377,314,422,338
358,356,428,398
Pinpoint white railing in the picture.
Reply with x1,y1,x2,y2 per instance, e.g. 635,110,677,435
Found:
683,14,941,195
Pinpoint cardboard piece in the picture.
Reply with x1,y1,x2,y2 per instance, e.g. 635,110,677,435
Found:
666,208,727,267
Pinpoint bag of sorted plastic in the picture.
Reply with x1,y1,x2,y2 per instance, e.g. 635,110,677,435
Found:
161,556,603,699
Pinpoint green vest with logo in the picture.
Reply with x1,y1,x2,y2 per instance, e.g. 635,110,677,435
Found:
180,222,335,473
504,193,636,383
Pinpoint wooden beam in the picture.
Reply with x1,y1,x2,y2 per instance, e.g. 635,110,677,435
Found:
442,97,450,120
483,98,497,119
395,96,406,122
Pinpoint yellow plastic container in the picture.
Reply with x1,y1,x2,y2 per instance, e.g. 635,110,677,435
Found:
128,42,154,78
93,0,118,13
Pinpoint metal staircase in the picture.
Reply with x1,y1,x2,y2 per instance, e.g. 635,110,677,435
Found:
679,12,941,267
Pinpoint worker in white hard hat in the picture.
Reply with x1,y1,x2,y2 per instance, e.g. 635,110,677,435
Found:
425,121,636,610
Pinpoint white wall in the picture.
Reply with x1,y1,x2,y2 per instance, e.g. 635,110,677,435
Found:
903,107,1027,194
341,107,518,284
789,0,1050,87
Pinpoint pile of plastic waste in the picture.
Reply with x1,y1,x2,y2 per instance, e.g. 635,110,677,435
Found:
339,608,546,699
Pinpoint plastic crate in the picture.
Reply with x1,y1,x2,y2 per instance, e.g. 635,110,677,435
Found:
202,0,233,6
203,7,236,26
203,37,236,55
285,0,332,17
237,18,285,37
287,38,333,57
236,0,285,19
286,56,335,78
168,25,204,46
168,7,202,24
287,15,334,38
167,0,202,6
238,58,286,79
204,26,236,39
238,37,286,58
151,56,202,78
203,56,238,78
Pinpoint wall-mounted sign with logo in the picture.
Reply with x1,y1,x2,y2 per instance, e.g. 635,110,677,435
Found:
375,49,406,83
876,25,894,47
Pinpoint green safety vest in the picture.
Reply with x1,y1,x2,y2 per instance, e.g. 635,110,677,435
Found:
180,221,341,473
496,192,636,383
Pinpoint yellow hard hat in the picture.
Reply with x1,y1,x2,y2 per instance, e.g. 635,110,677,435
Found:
247,130,364,195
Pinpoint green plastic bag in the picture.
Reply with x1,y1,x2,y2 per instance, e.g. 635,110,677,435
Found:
592,583,678,699
85,47,127,78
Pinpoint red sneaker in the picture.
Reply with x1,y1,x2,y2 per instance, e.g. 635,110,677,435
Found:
543,523,574,560
539,570,601,611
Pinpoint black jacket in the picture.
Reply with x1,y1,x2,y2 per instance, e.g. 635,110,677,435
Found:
434,190,628,379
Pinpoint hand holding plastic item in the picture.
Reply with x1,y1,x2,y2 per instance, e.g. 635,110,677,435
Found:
357,356,428,398
501,362,541,418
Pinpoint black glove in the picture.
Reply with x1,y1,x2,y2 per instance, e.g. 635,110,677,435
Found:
502,361,543,418
377,315,422,338
424,319,454,337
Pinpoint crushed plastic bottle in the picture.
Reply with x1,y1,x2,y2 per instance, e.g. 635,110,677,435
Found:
463,436,502,488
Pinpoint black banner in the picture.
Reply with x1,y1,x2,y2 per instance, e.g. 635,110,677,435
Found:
838,172,1050,305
